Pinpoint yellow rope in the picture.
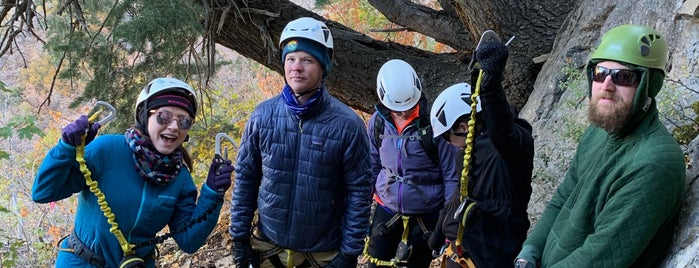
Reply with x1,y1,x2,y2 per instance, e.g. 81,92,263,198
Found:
361,216,414,267
455,68,483,248
76,113,135,256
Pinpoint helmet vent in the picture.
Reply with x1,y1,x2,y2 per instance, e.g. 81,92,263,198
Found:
435,102,448,126
460,93,473,106
413,76,421,90
323,28,330,43
639,34,663,57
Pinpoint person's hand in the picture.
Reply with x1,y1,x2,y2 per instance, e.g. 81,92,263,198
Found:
232,238,258,268
427,229,446,253
325,252,358,268
206,155,233,194
61,115,101,147
475,40,509,76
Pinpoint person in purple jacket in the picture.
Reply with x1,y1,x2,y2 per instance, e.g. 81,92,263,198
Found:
364,59,460,268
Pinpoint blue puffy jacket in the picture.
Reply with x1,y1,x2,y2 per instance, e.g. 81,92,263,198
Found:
33,135,222,268
230,89,373,256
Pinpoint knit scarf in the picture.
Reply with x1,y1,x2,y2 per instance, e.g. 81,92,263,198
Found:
281,84,323,118
125,128,182,185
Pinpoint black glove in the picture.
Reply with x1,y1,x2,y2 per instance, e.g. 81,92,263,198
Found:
233,238,258,268
325,252,358,268
206,155,233,194
427,225,446,252
62,115,101,147
475,40,509,76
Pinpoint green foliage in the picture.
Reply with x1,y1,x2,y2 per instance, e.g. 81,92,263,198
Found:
671,101,699,145
657,79,699,146
0,114,45,160
0,208,25,267
186,88,260,184
315,0,330,8
43,0,217,132
0,237,24,267
557,63,588,143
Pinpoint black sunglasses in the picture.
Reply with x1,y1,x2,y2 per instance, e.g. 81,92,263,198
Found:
592,65,641,87
151,110,194,130
441,130,468,143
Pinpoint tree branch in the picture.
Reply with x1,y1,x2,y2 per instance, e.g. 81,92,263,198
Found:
367,0,472,51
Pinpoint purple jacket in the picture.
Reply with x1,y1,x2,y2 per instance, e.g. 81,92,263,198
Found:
368,99,459,215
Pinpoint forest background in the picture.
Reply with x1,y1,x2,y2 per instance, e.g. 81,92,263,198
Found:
1,0,698,267
0,0,456,266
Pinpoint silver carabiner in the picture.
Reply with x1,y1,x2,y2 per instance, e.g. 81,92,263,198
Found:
215,133,237,160
88,101,117,126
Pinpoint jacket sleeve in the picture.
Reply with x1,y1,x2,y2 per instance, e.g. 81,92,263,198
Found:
171,177,223,253
230,108,262,240
546,162,683,267
479,76,534,162
437,138,459,204
367,113,382,181
340,118,373,256
32,139,90,203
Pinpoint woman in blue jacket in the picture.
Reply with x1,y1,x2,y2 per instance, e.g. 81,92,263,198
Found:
32,77,233,267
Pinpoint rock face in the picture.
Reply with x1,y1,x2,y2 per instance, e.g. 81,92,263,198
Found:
663,136,699,266
519,0,699,266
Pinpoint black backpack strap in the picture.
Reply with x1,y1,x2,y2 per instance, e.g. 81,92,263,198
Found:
373,115,385,149
418,126,439,164
417,114,439,164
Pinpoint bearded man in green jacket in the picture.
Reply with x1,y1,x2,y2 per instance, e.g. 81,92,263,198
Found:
515,24,686,268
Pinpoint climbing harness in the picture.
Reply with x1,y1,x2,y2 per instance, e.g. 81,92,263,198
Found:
250,226,336,268
362,212,432,267
439,241,475,268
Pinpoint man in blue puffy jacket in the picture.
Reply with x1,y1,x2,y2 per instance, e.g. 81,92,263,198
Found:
229,17,373,268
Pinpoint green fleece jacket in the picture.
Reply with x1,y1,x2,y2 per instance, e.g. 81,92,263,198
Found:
517,105,685,267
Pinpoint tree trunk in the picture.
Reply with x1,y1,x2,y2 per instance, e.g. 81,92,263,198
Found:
207,0,575,113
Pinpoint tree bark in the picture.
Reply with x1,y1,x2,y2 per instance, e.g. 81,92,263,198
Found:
207,0,575,113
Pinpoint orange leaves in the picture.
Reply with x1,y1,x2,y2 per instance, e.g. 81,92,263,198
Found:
19,207,29,217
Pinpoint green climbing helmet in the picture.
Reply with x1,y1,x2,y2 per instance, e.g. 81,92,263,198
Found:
589,24,668,72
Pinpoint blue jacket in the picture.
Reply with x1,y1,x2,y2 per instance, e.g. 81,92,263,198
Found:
32,135,222,268
368,98,459,215
230,90,373,256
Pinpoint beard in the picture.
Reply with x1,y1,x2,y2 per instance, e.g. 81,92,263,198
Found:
587,93,633,133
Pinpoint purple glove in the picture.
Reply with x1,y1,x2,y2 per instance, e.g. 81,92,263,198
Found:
206,155,233,194
61,115,101,147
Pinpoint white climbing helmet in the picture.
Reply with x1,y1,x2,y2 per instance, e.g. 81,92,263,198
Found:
430,82,482,137
376,59,422,112
134,77,197,127
279,17,334,58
